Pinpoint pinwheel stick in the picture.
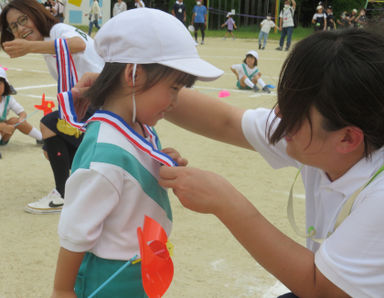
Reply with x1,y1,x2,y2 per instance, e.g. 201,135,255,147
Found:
88,255,139,298
13,110,39,127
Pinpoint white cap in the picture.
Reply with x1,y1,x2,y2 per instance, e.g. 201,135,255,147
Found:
246,50,258,60
95,8,223,81
316,5,323,10
0,67,7,81
0,67,10,88
352,8,357,13
226,12,232,17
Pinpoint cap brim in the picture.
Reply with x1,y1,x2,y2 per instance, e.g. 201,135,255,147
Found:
160,58,224,81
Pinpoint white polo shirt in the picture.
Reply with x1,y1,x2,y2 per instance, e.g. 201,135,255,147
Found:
0,95,24,118
242,108,384,297
43,23,104,81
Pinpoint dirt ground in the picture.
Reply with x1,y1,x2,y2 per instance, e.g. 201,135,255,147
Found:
0,36,306,297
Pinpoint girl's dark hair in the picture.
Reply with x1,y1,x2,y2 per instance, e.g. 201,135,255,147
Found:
0,0,58,47
86,63,197,109
243,54,258,67
0,78,11,96
268,28,384,156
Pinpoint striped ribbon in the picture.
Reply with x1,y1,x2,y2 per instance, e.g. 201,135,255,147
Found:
85,111,177,167
54,38,78,119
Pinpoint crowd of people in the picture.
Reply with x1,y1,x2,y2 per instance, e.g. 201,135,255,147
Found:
1,0,384,297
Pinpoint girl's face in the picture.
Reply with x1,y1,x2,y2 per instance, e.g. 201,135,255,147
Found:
6,8,43,41
0,80,5,97
135,78,184,127
245,56,256,68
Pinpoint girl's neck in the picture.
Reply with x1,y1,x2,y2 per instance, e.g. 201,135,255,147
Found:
103,97,146,138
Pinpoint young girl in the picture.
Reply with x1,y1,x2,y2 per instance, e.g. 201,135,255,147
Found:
230,50,271,93
0,67,42,145
51,8,222,297
312,5,327,31
221,12,237,40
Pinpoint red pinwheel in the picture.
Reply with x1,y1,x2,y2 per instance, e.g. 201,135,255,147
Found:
137,216,174,298
34,93,55,115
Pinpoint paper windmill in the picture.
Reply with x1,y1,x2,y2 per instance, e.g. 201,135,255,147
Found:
34,93,55,115
137,216,174,298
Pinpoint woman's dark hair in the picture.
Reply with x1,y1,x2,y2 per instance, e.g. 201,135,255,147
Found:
0,78,11,96
86,63,197,109
243,54,258,67
0,0,58,47
268,28,384,156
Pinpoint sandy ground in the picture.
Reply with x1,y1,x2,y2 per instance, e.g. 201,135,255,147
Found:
0,37,306,297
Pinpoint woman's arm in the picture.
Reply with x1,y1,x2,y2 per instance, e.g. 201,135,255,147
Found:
159,166,349,298
166,88,252,149
51,247,85,297
2,36,86,58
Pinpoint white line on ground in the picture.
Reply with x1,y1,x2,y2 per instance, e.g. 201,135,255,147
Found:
16,84,56,90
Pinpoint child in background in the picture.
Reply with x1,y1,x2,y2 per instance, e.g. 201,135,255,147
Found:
0,68,42,145
221,12,237,40
231,50,271,93
258,13,275,49
51,8,222,297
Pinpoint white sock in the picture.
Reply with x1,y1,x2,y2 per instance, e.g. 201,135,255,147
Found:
28,127,42,141
257,78,266,88
244,77,255,88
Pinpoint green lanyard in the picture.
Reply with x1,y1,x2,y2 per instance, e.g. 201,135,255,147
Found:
241,63,259,80
288,164,384,244
0,96,10,122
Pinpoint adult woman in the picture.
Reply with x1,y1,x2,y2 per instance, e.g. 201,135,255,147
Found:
0,0,104,214
157,28,384,297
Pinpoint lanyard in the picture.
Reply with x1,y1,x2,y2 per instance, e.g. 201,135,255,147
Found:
0,96,10,122
288,164,384,243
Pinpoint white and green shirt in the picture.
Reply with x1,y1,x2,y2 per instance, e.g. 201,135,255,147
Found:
58,115,172,261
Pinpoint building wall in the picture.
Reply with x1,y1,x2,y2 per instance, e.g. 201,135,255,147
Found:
65,0,111,25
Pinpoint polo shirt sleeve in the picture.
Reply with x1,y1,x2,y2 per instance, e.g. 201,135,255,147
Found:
241,108,299,169
9,96,24,115
315,183,384,297
58,168,120,252
50,23,84,41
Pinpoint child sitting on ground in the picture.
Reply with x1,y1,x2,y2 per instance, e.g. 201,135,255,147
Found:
230,50,271,93
0,67,42,145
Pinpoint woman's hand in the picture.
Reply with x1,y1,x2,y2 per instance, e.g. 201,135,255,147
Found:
161,147,188,166
159,166,238,215
2,39,30,58
71,72,99,119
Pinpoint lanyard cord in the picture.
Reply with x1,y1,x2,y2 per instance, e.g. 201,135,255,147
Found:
287,164,384,244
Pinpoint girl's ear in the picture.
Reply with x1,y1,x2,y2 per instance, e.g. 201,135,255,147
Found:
124,64,144,87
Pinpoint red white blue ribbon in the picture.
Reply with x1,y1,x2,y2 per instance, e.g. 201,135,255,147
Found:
54,38,78,119
86,111,177,167
57,91,85,131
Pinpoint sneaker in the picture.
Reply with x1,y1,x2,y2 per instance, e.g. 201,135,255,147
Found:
201,40,204,45
261,47,265,50
252,85,259,92
36,139,44,145
24,189,64,214
258,44,261,49
276,46,283,51
262,86,271,94
285,47,289,51
0,152,2,159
